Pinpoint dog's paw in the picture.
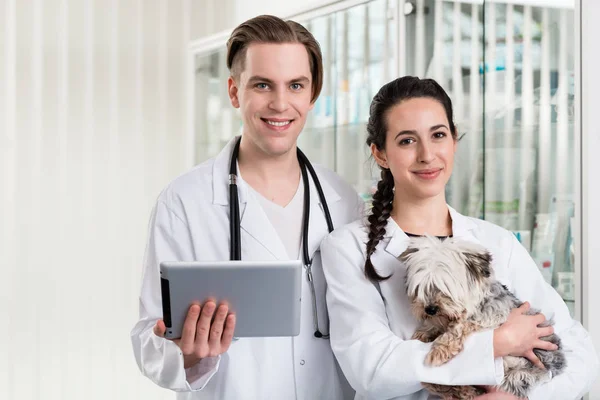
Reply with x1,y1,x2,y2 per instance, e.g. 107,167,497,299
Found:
412,330,434,343
425,344,454,366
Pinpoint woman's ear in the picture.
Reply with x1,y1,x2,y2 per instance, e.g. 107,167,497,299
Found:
371,143,388,169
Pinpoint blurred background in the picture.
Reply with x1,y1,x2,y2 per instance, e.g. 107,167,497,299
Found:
1,0,599,399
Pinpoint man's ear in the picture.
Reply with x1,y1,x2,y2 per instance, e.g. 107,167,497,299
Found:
228,76,240,108
371,143,388,169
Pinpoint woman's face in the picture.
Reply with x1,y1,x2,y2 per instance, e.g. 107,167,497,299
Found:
371,97,457,202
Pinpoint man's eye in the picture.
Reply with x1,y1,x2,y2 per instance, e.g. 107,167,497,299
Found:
256,83,269,89
290,83,303,90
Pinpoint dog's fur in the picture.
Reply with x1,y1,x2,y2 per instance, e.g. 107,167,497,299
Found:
400,236,566,399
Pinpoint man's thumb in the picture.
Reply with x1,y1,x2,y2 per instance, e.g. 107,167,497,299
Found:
153,320,166,337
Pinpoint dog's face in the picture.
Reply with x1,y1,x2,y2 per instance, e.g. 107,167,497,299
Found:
400,236,493,324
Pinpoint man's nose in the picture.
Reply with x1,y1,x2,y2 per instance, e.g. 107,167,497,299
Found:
268,89,289,112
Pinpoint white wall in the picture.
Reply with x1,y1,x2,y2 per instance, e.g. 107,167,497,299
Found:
581,0,600,397
233,0,332,25
191,0,236,39
0,0,192,399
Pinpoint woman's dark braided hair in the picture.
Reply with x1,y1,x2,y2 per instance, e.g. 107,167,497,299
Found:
364,76,457,282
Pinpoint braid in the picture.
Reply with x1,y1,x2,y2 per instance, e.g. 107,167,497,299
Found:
364,169,395,281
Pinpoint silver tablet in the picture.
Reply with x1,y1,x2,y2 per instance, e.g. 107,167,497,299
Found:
160,260,302,340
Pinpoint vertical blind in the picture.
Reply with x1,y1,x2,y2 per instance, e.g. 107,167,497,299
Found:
0,0,232,398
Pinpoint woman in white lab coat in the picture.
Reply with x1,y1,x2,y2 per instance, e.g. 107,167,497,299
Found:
320,76,599,400
130,15,363,400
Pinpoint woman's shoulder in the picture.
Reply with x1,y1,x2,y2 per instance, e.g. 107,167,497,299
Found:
468,216,513,237
461,214,519,253
323,217,370,248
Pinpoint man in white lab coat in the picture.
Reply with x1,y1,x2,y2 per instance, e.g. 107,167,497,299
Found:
130,14,364,400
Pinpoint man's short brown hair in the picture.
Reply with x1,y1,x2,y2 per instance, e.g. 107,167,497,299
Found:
226,15,323,104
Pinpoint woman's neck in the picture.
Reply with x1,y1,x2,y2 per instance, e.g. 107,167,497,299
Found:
391,194,452,236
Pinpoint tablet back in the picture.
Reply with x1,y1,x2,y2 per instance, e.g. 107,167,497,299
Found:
160,260,302,339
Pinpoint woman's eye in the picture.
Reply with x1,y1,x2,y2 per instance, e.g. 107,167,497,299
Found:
433,132,446,139
290,83,303,90
399,138,415,145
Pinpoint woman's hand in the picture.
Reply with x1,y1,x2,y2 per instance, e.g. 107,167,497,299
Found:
154,300,236,368
493,302,558,368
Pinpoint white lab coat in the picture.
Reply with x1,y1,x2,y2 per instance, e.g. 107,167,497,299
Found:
320,206,599,400
130,136,364,400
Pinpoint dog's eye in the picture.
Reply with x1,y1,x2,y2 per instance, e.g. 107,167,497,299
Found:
424,305,439,316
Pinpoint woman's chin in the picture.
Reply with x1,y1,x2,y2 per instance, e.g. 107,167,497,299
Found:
410,188,446,201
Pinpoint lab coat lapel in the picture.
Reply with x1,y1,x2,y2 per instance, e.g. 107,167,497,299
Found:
211,136,288,260
384,205,478,258
239,192,289,261
448,205,478,239
384,218,410,258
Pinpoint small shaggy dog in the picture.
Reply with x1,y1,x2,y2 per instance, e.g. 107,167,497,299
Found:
400,236,566,399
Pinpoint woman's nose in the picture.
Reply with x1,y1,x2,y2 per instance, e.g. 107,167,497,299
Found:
417,142,435,163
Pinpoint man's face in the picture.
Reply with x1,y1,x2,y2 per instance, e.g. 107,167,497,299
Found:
227,42,315,158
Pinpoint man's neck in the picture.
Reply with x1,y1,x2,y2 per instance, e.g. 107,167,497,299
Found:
391,194,452,237
237,137,301,207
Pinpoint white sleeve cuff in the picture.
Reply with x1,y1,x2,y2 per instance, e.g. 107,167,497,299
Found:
493,356,505,385
453,329,504,386
184,355,221,390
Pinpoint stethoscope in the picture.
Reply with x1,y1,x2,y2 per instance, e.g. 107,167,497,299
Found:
228,136,333,339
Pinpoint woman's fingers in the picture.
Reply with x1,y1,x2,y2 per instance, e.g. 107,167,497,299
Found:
532,313,548,327
524,349,545,369
537,325,554,338
535,339,559,352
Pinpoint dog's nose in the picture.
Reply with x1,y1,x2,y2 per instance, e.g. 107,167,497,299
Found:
424,305,438,316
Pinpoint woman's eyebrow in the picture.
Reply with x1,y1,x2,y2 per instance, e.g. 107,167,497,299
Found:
394,124,449,140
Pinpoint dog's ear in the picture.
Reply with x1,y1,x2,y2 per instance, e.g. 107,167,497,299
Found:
464,250,492,280
399,247,419,262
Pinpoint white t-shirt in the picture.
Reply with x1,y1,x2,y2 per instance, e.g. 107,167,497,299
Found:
249,178,304,260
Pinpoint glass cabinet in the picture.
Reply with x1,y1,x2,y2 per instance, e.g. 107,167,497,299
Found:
191,0,579,318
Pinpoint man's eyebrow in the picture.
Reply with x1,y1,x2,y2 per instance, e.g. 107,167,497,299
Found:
246,76,274,85
289,76,310,83
246,76,310,85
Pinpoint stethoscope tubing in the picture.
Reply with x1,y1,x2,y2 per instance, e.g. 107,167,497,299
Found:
228,136,333,338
